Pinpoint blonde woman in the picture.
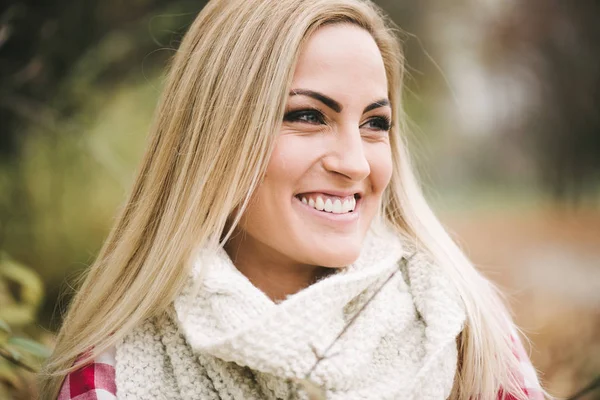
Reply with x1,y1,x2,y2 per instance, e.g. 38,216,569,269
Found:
40,0,545,399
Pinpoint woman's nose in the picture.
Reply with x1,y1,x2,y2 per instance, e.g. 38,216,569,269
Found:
321,126,370,181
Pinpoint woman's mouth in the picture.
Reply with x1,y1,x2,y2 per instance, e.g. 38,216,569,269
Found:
294,193,360,214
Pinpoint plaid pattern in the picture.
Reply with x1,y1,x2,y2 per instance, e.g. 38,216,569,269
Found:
57,335,543,399
58,349,117,400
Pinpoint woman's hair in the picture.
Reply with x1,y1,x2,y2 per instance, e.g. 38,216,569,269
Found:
40,0,532,398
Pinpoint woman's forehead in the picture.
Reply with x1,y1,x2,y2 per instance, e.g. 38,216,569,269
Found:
290,24,388,103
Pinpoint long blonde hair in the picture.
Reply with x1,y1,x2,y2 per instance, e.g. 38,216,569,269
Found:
40,0,532,398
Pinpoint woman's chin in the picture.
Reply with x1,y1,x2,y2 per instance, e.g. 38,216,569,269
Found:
310,247,361,269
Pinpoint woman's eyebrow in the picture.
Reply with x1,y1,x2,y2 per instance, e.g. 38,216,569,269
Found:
289,89,342,112
289,89,390,115
363,99,390,113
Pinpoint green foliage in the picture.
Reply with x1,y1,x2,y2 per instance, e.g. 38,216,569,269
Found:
0,253,51,398
0,253,44,327
0,78,159,328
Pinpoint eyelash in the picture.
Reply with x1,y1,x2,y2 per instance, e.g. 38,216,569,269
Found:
283,108,392,132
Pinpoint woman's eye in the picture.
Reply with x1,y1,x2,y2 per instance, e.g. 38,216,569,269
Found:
362,116,391,132
283,109,325,125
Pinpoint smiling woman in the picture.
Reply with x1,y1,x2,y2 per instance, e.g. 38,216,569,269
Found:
226,25,394,301
39,0,544,399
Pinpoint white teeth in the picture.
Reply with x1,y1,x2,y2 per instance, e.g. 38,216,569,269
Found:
300,194,357,214
315,197,325,211
342,199,352,213
333,199,342,214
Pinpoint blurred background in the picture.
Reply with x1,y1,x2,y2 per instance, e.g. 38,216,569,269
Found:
0,0,599,398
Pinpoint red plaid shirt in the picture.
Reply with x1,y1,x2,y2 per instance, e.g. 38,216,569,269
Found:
57,334,544,399
58,349,116,400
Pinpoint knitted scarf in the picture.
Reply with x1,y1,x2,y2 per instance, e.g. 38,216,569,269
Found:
115,228,466,399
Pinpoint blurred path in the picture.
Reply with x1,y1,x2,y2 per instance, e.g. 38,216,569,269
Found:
443,207,600,398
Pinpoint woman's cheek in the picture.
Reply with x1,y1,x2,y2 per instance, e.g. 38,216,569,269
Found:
267,134,324,178
367,143,393,194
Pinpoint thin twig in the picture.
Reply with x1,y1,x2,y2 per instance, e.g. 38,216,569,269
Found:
304,252,416,379
297,250,600,400
567,375,600,400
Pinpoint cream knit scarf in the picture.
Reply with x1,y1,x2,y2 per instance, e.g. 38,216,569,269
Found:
115,228,466,399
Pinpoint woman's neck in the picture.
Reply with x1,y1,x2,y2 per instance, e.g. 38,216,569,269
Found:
224,238,333,303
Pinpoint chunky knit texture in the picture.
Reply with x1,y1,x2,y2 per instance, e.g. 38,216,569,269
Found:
115,228,466,399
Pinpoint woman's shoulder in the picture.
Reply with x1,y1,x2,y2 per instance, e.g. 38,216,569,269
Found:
54,338,543,399
57,346,116,400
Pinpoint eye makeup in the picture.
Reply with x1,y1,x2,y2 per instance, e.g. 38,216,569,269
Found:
361,115,391,132
283,108,327,125
283,107,392,133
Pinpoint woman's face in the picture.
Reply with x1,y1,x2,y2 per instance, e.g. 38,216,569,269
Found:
230,24,393,270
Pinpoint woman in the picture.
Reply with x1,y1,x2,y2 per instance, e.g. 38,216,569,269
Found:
40,0,545,398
